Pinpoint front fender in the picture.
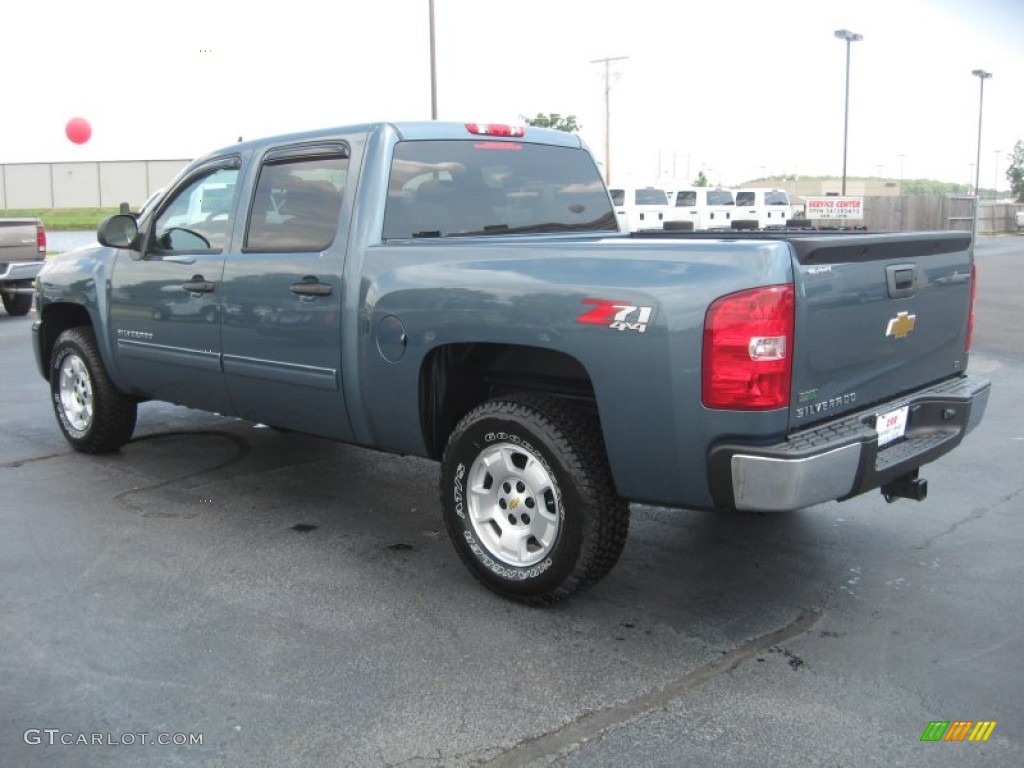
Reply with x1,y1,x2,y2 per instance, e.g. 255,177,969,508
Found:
35,245,123,387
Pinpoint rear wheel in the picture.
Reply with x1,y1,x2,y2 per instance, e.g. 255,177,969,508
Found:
2,291,33,316
440,395,629,604
50,326,137,453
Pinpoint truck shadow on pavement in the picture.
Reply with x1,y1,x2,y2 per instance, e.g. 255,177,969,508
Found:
103,413,873,636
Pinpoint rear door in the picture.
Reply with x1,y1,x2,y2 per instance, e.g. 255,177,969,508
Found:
789,232,974,430
669,189,701,228
762,189,793,227
220,141,354,440
734,189,759,227
704,188,735,230
633,187,668,231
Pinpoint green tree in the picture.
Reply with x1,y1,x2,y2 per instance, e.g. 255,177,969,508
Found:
694,171,708,187
522,113,580,132
1007,140,1024,203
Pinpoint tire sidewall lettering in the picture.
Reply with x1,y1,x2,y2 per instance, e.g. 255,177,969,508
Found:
462,529,553,580
453,462,466,519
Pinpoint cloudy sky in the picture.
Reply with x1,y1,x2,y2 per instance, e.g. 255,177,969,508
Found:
2,0,1021,189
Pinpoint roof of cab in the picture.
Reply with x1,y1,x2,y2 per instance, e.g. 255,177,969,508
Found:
200,120,583,163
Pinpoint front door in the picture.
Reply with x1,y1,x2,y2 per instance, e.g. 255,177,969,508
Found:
108,161,240,413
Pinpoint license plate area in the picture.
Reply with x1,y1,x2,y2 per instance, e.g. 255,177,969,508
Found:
876,405,909,447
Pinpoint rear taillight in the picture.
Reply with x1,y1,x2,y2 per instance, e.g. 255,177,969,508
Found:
36,224,47,256
703,284,794,410
966,262,977,352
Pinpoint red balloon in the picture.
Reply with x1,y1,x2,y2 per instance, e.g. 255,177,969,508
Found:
65,117,92,144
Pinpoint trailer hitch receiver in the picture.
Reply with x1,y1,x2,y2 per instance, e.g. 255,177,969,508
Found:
881,469,928,503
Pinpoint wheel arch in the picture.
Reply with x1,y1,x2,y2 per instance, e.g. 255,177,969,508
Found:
419,342,598,460
37,302,94,382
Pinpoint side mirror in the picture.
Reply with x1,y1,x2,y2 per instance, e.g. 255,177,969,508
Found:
97,214,140,251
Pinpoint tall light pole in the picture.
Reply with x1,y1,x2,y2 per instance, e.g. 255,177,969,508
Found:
429,0,438,119
971,69,992,198
835,29,862,196
993,149,1001,199
591,56,629,185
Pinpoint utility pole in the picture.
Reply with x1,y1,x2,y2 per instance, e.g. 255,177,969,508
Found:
429,0,438,119
591,56,628,185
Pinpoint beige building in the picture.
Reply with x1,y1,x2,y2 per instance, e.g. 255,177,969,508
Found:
1,160,191,209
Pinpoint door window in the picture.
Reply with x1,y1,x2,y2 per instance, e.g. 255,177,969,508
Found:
152,166,239,252
245,154,348,252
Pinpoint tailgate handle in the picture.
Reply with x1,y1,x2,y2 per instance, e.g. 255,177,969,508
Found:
886,264,917,299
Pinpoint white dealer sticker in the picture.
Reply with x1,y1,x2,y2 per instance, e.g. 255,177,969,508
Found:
876,405,909,447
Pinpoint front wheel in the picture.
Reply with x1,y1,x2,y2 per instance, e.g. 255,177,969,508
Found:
50,326,137,453
440,395,629,605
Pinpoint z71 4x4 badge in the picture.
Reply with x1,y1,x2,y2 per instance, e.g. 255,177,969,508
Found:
577,299,654,333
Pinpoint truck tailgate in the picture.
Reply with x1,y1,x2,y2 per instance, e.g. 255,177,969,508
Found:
789,232,974,430
0,219,44,260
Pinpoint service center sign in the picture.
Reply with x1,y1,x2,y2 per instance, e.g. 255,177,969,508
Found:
805,196,864,220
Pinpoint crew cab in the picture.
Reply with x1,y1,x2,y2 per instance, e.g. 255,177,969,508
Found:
31,121,990,604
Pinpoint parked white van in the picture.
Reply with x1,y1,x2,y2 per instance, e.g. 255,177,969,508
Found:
734,188,793,229
609,186,669,231
665,187,736,231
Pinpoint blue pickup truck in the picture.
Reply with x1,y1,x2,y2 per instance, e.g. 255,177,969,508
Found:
32,121,990,603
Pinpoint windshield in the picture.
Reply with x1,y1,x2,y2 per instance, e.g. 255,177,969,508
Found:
383,140,617,239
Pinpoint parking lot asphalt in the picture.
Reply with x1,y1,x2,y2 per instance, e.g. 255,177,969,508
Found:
2,237,1022,767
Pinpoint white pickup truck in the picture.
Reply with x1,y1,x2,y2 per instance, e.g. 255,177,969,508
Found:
0,217,47,315
1015,209,1024,231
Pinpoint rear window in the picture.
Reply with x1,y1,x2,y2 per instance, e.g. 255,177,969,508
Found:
735,191,755,206
634,188,668,206
707,189,735,206
674,191,697,207
610,189,625,206
765,191,790,205
383,141,616,239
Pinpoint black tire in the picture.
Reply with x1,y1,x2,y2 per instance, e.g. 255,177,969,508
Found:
49,326,137,453
439,394,629,605
731,219,760,230
2,291,33,316
664,220,694,231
